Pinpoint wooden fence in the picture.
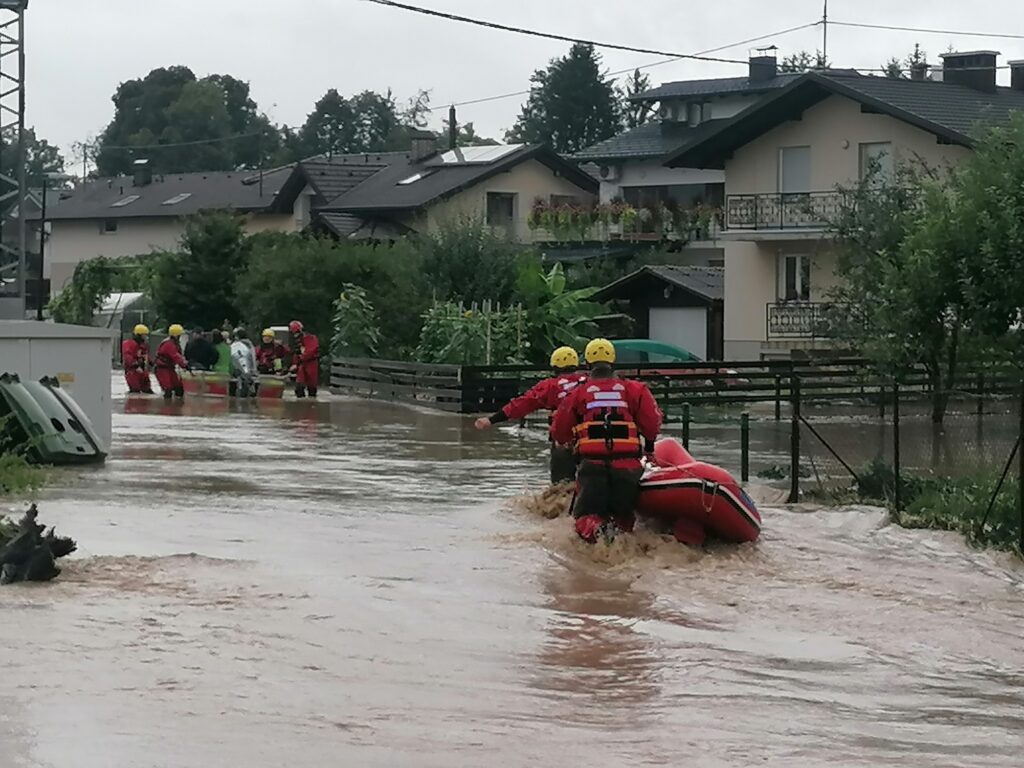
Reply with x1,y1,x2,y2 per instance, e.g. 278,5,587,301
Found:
331,356,1020,417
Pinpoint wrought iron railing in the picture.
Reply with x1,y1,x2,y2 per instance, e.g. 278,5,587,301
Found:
726,191,845,231
767,302,839,339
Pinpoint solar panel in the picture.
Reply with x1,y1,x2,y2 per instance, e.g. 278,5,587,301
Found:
110,195,141,208
429,144,524,166
162,193,193,206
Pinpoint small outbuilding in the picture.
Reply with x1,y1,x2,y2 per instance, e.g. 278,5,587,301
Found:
593,265,724,360
0,321,116,449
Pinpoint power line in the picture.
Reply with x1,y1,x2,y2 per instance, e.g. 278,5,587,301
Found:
831,20,1024,41
84,131,265,153
442,21,824,111
360,0,754,65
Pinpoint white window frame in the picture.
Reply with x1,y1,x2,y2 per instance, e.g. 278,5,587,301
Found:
778,146,812,194
778,253,811,302
485,191,517,232
859,141,894,182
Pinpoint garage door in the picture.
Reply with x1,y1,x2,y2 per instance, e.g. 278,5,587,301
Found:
648,308,707,359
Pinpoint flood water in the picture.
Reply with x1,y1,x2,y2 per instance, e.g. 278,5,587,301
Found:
2,382,1024,767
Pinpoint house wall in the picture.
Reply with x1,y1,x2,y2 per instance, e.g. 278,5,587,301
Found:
722,93,972,360
402,158,597,242
47,212,300,293
600,161,724,203
726,94,971,195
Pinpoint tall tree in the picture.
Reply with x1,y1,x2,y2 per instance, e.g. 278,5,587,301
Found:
779,50,830,73
294,88,431,159
883,44,928,79
94,67,278,175
1,127,65,185
623,69,654,129
506,44,622,154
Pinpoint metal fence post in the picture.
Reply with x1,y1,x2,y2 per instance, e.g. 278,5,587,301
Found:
681,403,691,450
893,380,901,515
1019,381,1024,553
774,375,782,421
977,371,985,417
789,376,801,503
740,412,750,482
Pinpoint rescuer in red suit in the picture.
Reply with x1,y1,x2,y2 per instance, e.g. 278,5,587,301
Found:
551,338,662,543
121,324,154,394
154,324,190,400
475,346,586,484
289,320,320,398
256,328,291,374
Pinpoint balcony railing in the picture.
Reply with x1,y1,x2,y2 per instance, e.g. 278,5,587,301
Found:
767,302,839,340
726,192,845,231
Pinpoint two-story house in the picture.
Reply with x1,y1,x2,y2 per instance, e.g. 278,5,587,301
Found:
572,53,798,265
666,51,1024,359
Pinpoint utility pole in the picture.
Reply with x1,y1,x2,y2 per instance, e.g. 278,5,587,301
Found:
822,0,829,64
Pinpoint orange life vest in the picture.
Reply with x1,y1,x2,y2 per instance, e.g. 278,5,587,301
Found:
572,380,643,459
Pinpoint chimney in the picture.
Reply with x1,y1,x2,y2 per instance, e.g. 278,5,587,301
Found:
408,128,437,162
132,158,152,187
940,50,999,93
448,105,458,151
749,50,778,83
910,60,929,81
1010,60,1024,91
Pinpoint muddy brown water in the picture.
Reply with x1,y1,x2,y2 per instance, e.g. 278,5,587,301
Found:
2,382,1024,767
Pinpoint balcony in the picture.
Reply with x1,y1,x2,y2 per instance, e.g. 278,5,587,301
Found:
766,302,838,340
726,192,845,232
528,200,722,245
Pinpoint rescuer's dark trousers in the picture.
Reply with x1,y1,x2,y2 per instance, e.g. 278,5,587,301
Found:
573,460,643,528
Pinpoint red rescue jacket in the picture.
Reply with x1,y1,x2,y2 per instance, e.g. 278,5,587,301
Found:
293,334,320,367
501,374,587,421
122,338,149,371
551,376,662,469
155,338,188,370
256,341,291,373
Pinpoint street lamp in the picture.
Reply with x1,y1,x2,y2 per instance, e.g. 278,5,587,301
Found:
37,171,72,320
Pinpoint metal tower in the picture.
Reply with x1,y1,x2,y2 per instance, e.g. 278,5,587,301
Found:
0,0,27,320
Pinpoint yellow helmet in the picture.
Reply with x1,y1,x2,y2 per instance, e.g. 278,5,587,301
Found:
549,346,579,369
585,338,616,365
133,324,150,336
261,328,275,340
168,324,185,337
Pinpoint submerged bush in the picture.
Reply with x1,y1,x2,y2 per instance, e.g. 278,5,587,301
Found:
855,458,1022,554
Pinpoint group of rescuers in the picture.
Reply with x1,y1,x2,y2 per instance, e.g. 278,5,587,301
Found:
121,321,321,400
476,338,663,545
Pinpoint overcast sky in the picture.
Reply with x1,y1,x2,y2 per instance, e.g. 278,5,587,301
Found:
29,0,1023,164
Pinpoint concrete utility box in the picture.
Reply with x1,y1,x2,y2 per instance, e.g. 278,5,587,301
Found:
0,321,116,449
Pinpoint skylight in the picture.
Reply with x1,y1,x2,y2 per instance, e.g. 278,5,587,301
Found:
110,194,141,208
161,192,193,206
397,170,435,185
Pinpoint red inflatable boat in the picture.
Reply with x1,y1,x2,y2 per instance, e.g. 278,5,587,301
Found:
637,439,761,546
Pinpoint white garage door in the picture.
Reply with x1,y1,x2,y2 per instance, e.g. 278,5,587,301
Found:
648,307,707,359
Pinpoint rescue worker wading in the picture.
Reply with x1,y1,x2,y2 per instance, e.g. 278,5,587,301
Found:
121,324,154,394
551,338,662,544
154,324,190,400
256,329,291,374
289,320,320,399
474,346,587,484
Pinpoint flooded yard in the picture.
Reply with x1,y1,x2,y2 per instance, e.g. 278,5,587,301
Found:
1,384,1023,767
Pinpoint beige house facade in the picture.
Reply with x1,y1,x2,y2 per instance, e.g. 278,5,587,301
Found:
668,53,1024,359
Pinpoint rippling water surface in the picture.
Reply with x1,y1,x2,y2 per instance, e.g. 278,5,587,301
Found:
1,382,1023,767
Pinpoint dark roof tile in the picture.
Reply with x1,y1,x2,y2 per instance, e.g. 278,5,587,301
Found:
635,74,799,102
